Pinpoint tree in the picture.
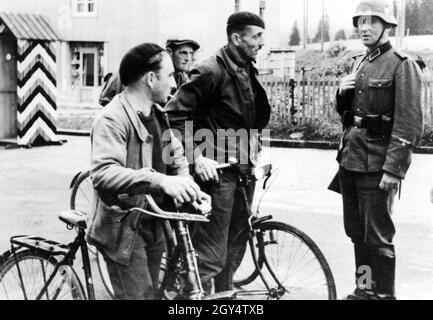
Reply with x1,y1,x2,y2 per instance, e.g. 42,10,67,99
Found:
289,22,301,46
312,14,330,43
335,29,347,41
349,28,360,40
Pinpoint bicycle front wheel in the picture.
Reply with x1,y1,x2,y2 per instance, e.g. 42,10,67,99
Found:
235,222,337,300
0,250,86,300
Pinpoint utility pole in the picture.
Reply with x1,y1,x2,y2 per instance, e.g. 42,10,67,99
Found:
396,0,406,49
259,0,266,19
321,0,325,52
235,0,241,12
303,0,308,49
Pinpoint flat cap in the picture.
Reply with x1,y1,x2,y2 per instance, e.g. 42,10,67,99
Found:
165,39,200,51
227,11,265,29
119,43,164,86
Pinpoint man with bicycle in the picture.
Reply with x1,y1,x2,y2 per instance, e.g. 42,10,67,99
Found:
334,0,423,300
165,12,271,294
87,43,208,300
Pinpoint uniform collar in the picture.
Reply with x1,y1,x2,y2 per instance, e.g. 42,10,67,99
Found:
366,41,392,62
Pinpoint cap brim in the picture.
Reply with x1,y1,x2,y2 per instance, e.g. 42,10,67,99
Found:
166,40,200,50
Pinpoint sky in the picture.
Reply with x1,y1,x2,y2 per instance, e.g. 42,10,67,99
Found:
280,0,361,38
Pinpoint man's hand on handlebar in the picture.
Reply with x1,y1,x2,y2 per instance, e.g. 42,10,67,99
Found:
194,156,219,183
160,176,202,204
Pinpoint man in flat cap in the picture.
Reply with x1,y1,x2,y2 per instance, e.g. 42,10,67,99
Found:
87,43,206,300
165,11,271,294
98,38,200,107
166,39,200,88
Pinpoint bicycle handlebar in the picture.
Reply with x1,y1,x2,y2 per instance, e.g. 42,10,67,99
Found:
129,194,211,223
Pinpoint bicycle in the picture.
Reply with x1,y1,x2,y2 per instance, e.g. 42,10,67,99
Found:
68,162,337,300
157,162,337,300
0,196,210,300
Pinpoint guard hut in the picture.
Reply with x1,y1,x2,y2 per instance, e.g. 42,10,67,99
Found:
0,12,62,147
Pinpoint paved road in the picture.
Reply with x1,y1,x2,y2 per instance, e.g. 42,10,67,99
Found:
1,136,432,300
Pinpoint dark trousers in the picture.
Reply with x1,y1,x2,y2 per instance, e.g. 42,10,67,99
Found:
103,221,165,300
192,169,255,293
339,167,397,297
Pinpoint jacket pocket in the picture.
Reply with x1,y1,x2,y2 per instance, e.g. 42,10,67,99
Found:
367,79,393,113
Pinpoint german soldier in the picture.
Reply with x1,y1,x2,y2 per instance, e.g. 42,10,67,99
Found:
334,0,424,300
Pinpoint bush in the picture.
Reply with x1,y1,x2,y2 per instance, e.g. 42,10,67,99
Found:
326,43,347,58
268,118,343,142
420,125,433,147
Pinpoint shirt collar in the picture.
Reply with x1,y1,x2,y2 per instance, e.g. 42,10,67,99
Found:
366,41,392,62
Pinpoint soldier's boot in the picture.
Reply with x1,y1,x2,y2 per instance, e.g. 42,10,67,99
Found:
343,244,375,300
371,248,397,300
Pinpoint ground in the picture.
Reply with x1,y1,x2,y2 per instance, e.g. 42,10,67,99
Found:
1,136,432,300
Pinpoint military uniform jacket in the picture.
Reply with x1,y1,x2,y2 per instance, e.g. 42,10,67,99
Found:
336,41,424,179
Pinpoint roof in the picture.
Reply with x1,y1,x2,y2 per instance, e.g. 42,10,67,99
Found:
0,12,62,41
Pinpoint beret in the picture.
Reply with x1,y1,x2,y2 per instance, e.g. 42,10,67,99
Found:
227,11,265,29
119,43,164,86
166,39,200,51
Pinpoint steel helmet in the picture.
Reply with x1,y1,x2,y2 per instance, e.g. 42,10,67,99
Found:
353,0,398,28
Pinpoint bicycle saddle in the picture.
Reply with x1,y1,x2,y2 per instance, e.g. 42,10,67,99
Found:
59,210,87,229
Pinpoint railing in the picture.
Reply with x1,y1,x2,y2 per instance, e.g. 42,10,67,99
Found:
260,75,433,126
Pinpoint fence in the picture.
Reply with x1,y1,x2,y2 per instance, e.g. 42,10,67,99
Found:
260,75,433,126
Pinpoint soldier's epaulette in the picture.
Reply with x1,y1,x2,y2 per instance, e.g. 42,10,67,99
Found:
394,50,408,60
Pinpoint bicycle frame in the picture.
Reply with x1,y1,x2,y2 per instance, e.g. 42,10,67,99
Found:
158,162,288,300
9,227,95,300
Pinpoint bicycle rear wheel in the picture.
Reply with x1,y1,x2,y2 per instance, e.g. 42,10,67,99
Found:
96,250,115,299
0,250,86,300
234,221,337,300
70,170,97,255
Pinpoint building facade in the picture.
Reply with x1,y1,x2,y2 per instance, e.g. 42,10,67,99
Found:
0,0,288,104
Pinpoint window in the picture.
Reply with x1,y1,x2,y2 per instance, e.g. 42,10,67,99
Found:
72,0,97,17
70,43,104,88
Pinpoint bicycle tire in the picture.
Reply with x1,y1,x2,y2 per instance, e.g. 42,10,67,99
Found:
234,221,337,300
96,250,115,299
69,170,97,256
0,249,86,300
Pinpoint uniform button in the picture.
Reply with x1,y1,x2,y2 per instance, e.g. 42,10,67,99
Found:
358,90,363,94
378,83,382,87
361,73,365,77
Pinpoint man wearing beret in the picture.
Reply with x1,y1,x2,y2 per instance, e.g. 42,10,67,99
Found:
99,38,200,107
165,12,271,294
87,43,206,299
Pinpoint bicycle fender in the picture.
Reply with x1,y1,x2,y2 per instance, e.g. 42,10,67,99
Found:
69,171,83,189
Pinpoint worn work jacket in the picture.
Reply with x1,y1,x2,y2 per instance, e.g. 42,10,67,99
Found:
165,45,271,166
86,92,189,265
336,41,424,179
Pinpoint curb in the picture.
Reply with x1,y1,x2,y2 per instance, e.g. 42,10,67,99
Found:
56,130,433,155
57,129,91,137
264,138,433,154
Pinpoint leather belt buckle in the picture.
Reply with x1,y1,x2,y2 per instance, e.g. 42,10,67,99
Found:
353,116,363,128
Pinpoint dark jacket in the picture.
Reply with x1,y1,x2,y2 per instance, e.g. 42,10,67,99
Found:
86,92,189,265
165,45,271,165
336,42,424,179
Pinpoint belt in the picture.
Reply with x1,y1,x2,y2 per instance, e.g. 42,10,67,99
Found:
342,111,393,136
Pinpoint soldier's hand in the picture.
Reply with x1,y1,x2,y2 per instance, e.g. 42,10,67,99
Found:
339,74,356,96
379,172,401,192
194,156,219,183
160,176,201,204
